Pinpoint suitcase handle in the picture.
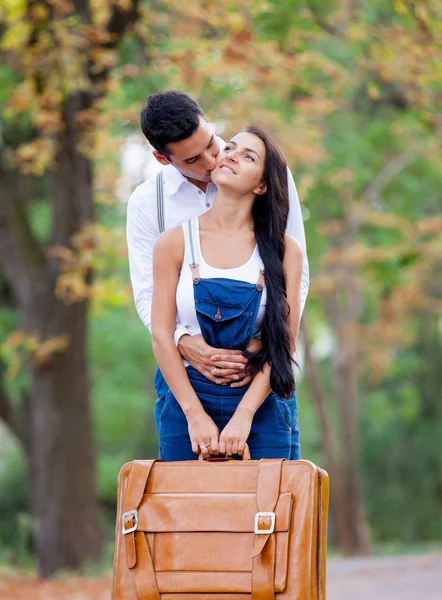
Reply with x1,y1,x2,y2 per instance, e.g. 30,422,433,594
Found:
198,443,251,461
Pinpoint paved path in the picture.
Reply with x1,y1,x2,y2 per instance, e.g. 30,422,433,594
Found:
327,553,442,600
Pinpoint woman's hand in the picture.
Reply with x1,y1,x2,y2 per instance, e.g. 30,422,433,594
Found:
219,406,254,457
186,408,220,458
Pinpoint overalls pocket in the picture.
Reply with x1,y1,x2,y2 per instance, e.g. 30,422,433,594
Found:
194,299,254,349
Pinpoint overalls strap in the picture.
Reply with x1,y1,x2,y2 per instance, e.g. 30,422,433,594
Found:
185,217,201,284
256,266,265,291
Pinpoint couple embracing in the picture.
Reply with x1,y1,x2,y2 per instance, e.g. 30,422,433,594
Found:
127,90,309,461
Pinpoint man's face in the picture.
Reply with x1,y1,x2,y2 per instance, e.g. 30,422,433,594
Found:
155,119,220,183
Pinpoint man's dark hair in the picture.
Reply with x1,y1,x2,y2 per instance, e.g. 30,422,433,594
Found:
140,91,206,157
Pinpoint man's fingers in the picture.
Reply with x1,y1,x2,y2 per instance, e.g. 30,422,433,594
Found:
211,361,246,372
211,353,248,364
229,375,253,388
202,370,222,383
203,370,231,385
211,368,244,379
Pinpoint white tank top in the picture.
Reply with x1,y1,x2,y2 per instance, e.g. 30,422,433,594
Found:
176,218,267,355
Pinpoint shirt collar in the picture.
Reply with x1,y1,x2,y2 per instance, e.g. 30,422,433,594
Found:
163,164,188,196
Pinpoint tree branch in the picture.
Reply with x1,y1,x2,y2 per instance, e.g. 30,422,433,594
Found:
306,1,342,36
362,144,433,205
0,160,45,310
104,0,140,47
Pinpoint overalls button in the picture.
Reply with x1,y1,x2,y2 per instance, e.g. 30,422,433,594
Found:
215,308,222,321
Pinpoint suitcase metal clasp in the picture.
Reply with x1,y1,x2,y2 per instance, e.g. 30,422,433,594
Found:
122,509,138,535
254,511,276,534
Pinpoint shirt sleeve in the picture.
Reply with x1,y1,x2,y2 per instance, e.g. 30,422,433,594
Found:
286,166,309,316
126,183,192,344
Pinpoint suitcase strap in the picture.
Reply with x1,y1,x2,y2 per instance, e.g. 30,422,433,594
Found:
122,460,160,600
122,459,284,600
252,459,284,600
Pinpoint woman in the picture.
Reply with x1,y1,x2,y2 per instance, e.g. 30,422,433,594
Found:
151,126,303,461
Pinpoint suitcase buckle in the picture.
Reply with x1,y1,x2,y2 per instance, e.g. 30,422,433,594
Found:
254,511,276,534
122,510,138,535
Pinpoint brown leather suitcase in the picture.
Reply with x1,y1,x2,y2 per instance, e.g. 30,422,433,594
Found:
112,454,329,600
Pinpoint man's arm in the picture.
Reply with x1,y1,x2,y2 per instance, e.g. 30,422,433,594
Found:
126,181,191,340
286,167,309,315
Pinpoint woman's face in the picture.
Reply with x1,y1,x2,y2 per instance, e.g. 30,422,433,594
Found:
211,131,266,195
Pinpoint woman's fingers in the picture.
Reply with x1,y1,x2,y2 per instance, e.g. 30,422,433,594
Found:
219,437,242,457
210,435,219,454
197,439,212,458
231,440,239,456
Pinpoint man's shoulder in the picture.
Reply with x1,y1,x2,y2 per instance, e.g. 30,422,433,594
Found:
127,175,158,209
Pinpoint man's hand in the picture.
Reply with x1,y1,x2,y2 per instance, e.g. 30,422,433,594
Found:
186,407,220,458
228,336,262,388
219,406,254,457
178,334,248,384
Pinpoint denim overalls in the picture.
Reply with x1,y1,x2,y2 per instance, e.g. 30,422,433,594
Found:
156,219,300,461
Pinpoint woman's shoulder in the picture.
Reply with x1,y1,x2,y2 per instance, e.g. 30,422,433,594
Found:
154,225,185,261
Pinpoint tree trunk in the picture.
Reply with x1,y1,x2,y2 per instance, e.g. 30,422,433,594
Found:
27,93,101,577
301,319,351,549
29,298,100,577
0,90,102,576
332,338,372,555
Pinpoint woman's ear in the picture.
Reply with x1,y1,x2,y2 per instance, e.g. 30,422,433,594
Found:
254,181,267,195
153,150,171,166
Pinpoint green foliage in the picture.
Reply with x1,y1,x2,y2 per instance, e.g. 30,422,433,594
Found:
0,447,30,562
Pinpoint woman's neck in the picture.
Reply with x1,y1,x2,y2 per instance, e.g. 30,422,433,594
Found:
204,188,255,233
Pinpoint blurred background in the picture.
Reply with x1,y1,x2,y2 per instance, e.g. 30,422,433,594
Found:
0,0,441,598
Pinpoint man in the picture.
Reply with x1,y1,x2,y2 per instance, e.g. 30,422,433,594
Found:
126,90,308,458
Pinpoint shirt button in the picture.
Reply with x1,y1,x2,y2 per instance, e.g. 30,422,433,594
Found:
206,203,211,208
198,190,203,195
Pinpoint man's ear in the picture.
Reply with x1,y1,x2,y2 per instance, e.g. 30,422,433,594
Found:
153,150,171,166
253,181,267,196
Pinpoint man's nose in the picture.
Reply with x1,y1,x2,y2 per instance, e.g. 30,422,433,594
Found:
204,152,217,170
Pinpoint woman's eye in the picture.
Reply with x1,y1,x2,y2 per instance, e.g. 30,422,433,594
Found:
224,145,232,152
245,155,254,161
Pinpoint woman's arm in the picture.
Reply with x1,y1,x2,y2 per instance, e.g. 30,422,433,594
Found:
218,234,303,456
151,228,220,456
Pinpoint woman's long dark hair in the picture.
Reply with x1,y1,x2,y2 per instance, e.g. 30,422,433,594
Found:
243,126,295,399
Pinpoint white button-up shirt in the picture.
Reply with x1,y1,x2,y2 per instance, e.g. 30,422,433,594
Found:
126,158,309,343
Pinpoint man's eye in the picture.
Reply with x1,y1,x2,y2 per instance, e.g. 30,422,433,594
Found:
185,158,198,164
